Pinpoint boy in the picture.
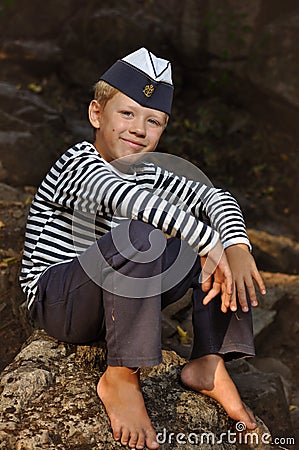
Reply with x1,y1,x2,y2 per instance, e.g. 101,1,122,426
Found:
20,48,266,450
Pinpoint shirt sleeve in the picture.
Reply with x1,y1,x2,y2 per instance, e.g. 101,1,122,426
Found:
152,165,251,250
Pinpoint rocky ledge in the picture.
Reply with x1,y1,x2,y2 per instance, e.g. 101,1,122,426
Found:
0,328,284,450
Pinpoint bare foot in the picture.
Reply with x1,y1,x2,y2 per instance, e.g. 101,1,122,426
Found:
97,366,159,449
181,354,257,430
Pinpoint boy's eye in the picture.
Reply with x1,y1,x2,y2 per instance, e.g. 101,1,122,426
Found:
121,111,133,117
148,118,160,126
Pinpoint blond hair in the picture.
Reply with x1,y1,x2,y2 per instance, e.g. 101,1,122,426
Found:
93,80,119,109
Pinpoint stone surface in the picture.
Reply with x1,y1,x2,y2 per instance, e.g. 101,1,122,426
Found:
252,271,299,337
248,229,299,275
1,0,299,115
227,359,294,440
249,356,293,402
0,82,64,186
0,330,272,450
247,10,299,108
207,0,261,64
0,1,298,212
0,182,27,202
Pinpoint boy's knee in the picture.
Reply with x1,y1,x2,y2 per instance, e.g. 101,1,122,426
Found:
110,220,166,260
128,220,165,252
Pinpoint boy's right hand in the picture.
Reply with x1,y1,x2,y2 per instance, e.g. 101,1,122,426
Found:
200,240,233,313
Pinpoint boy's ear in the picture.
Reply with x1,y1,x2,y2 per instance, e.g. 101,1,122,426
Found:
88,100,102,129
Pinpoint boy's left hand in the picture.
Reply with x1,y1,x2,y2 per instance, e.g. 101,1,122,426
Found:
223,243,266,312
201,243,266,313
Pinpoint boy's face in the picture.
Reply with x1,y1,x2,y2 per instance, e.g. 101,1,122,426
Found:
89,92,167,162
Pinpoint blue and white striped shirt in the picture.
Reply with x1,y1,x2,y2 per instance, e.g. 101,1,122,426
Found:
20,141,250,308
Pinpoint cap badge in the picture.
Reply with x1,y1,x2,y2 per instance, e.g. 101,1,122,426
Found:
143,84,155,98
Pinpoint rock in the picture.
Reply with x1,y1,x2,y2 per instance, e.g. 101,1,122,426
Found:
247,11,299,108
289,400,299,448
252,271,299,338
0,82,65,186
1,0,299,120
161,270,299,350
0,330,271,450
252,308,276,338
248,229,299,274
0,0,74,40
255,272,299,308
65,117,93,143
59,5,175,89
162,289,193,358
0,182,27,202
0,39,62,76
0,263,31,372
207,0,261,65
249,356,293,402
227,359,294,441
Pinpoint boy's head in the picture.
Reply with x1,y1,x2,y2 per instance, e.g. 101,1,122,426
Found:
89,48,173,162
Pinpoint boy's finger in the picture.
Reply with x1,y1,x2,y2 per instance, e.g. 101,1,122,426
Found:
253,269,267,295
221,301,228,313
235,282,249,312
219,279,232,312
201,273,212,292
202,283,221,305
229,286,237,312
245,278,259,307
222,266,233,296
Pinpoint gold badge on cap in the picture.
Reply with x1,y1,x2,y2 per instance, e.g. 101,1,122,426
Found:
143,84,155,98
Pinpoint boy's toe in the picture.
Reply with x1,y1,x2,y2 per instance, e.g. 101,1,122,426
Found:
120,427,130,446
128,431,139,448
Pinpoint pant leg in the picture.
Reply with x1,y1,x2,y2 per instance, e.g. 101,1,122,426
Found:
161,237,255,361
100,220,165,367
190,286,255,361
31,220,167,366
30,257,106,344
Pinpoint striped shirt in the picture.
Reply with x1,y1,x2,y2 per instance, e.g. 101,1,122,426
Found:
20,141,250,308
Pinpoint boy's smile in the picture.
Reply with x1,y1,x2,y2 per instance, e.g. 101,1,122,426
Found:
89,92,167,162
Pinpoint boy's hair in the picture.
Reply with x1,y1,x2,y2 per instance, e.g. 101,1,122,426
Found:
93,80,119,109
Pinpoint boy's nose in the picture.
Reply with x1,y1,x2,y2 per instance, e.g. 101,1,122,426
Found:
129,119,146,137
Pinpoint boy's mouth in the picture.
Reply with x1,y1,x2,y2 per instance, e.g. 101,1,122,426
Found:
121,138,146,150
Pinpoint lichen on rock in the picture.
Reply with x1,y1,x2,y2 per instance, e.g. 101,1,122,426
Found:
0,329,272,449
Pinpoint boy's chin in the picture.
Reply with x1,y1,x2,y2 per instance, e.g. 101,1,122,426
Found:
116,152,147,163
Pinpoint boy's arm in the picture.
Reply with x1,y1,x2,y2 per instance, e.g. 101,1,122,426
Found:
153,166,251,251
59,160,222,256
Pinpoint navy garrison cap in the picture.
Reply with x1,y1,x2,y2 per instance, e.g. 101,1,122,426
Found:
100,47,173,115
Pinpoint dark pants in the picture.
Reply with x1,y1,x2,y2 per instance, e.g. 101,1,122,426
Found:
30,220,255,367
